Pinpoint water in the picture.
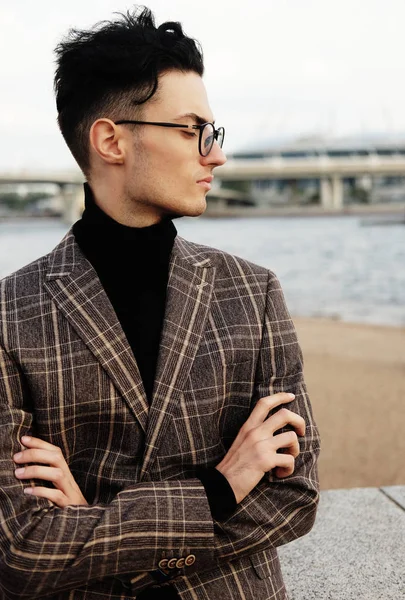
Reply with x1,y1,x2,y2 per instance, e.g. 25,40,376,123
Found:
0,216,404,327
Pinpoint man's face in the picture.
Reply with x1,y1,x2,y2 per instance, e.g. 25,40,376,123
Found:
121,70,227,221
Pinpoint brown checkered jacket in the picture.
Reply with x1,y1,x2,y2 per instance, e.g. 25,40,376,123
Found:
0,231,320,599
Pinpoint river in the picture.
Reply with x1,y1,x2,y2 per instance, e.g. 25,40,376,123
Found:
0,215,404,327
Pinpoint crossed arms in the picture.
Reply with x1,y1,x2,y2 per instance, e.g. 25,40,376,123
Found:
0,273,320,599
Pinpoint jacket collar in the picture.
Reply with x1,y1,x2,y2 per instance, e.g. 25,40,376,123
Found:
44,230,214,473
46,228,212,281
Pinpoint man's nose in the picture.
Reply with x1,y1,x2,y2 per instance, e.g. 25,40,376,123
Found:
202,141,227,167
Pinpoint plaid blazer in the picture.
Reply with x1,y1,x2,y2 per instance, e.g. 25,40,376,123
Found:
0,230,320,600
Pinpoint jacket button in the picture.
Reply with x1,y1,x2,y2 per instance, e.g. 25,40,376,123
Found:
175,557,185,569
167,558,178,569
158,558,168,570
185,554,196,567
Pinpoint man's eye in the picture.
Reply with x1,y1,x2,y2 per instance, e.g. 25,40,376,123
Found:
183,131,197,137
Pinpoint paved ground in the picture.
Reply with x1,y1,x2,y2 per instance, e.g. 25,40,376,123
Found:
278,486,405,599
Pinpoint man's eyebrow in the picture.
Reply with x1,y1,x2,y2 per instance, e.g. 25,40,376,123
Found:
174,112,215,125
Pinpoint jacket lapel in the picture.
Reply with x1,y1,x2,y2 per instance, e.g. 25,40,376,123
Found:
140,237,215,477
43,230,149,433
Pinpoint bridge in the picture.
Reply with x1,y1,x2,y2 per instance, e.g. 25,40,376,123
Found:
1,152,405,221
0,171,84,223
216,154,405,210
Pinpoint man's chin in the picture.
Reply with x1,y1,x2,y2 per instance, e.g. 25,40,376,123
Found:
187,196,207,217
164,199,207,220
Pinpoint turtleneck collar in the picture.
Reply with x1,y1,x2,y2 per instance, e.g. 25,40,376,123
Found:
73,183,177,266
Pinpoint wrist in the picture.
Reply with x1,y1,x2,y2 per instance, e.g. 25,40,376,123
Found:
195,466,237,520
215,463,264,504
214,465,243,504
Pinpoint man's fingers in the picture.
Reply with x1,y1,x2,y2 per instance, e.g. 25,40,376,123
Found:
265,408,305,437
245,393,296,429
222,393,300,460
20,436,62,453
14,448,64,468
14,437,88,507
23,486,70,508
15,465,67,488
273,454,295,478
273,431,300,458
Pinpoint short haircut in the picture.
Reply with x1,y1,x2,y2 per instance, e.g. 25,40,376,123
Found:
54,6,204,176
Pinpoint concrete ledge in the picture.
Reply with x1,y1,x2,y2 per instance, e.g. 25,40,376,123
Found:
278,486,405,599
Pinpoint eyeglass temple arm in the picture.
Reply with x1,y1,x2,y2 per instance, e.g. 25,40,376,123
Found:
114,120,195,129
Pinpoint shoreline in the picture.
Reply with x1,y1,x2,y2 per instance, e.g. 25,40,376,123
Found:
292,316,405,490
1,202,405,221
294,314,404,330
203,202,405,219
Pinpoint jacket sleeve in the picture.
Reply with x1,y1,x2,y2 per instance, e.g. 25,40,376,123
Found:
126,271,320,590
210,269,321,565
0,270,320,597
0,343,216,599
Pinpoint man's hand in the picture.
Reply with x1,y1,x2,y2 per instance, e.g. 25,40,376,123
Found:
14,436,88,507
216,392,305,504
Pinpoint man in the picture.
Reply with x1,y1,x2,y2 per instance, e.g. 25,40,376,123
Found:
0,7,320,600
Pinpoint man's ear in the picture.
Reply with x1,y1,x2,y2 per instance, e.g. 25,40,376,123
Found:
89,119,125,165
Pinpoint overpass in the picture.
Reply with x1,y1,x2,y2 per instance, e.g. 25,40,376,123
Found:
216,154,405,209
1,152,405,221
0,171,84,223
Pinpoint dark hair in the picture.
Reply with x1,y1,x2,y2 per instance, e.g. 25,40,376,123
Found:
54,6,204,175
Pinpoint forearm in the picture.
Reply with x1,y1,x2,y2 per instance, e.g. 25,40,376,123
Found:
0,345,216,598
209,270,321,558
0,477,214,598
1,409,317,599
212,367,320,560
213,442,320,564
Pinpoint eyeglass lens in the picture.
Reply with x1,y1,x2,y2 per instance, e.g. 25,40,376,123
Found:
200,124,224,156
201,124,215,156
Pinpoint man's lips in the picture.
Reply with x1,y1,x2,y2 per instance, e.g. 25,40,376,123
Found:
197,175,213,190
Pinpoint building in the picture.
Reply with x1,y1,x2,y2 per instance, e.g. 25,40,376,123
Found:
209,134,405,210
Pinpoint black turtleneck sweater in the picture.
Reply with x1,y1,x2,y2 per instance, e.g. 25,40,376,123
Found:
72,185,236,597
73,185,176,402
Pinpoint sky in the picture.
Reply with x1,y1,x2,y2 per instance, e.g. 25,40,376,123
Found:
1,0,405,171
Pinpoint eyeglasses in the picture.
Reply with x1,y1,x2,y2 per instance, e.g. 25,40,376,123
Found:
114,120,225,157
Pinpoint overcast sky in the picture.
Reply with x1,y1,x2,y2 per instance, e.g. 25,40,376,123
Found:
1,0,405,171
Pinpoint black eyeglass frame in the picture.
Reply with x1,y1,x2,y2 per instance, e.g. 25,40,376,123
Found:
114,120,225,157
